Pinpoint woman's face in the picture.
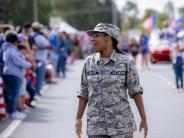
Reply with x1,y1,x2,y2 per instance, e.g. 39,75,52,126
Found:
91,32,107,52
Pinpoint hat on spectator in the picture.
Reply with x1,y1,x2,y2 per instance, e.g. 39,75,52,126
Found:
87,23,120,40
32,21,43,29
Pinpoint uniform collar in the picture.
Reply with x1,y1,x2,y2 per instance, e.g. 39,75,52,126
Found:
95,50,117,64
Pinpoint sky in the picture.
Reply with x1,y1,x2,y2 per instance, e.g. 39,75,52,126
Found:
115,0,184,18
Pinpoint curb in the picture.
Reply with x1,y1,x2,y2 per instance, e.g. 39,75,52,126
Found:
0,78,6,121
0,83,50,138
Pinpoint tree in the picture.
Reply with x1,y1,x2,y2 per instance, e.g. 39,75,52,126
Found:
122,1,138,17
53,0,118,30
121,1,139,31
142,9,156,20
164,1,175,20
0,0,121,29
0,0,52,25
179,7,184,18
140,8,168,30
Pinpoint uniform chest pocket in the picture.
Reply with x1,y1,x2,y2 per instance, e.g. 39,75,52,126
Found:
87,75,99,83
87,71,99,83
110,71,126,82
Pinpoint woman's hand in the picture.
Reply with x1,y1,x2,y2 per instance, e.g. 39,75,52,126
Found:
75,119,82,138
139,119,148,138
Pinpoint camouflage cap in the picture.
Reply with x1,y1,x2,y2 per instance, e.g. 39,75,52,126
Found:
87,23,120,40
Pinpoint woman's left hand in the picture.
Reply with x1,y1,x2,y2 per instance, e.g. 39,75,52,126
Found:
75,119,82,138
139,120,148,138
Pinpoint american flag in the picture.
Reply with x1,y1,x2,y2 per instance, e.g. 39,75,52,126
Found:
143,15,157,30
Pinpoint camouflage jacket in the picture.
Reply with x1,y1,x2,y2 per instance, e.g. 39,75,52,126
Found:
77,50,143,136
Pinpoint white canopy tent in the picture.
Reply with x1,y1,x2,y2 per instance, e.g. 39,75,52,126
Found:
58,21,78,34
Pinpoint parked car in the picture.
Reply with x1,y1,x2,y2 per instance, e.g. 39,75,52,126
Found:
149,29,174,63
149,39,172,63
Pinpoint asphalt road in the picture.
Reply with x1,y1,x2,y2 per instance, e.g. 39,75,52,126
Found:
1,57,184,138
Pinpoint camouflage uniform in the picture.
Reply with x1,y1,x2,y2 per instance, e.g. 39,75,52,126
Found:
77,23,143,137
77,50,143,137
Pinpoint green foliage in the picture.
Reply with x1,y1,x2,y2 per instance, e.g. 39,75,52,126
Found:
121,1,139,31
140,9,168,29
157,12,169,28
0,0,32,24
121,16,138,31
142,9,156,20
179,7,184,18
38,0,52,25
120,0,171,33
0,0,52,25
0,0,120,30
138,9,156,32
54,0,113,30
0,0,171,31
123,1,138,17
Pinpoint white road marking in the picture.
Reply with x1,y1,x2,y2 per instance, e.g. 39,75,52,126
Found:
0,117,25,138
0,84,50,138
149,71,176,90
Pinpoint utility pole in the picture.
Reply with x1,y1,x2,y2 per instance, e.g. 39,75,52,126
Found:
0,0,5,12
111,0,118,26
33,0,38,21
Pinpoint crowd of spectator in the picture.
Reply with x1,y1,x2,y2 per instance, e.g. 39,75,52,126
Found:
0,22,87,120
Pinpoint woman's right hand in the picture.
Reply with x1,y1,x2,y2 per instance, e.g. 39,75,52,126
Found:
75,119,82,138
139,119,148,138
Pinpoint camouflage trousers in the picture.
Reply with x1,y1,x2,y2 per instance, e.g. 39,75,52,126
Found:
88,132,133,138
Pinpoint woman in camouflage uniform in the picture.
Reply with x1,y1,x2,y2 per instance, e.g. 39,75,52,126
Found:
76,23,148,138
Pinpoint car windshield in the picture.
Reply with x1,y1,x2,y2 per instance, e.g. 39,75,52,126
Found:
160,39,169,45
158,39,171,49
